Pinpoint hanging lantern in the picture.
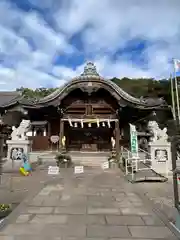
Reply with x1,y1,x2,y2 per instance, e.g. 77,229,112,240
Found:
88,122,91,127
74,122,78,128
102,122,105,127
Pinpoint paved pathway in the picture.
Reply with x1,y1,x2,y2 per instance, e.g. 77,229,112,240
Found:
136,180,177,223
0,169,48,205
0,167,179,239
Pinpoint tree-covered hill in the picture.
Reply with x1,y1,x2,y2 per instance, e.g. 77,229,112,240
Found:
17,76,180,105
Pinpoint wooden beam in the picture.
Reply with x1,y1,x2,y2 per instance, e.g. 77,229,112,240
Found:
62,114,117,119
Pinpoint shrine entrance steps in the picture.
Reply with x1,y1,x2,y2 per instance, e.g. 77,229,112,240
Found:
69,151,109,167
28,151,109,168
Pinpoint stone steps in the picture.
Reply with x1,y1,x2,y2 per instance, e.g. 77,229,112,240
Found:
28,151,109,167
70,152,109,167
70,156,108,167
28,151,56,163
29,150,147,167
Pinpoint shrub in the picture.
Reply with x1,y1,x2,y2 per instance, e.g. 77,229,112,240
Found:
55,153,72,168
108,156,115,163
108,152,118,163
0,204,11,212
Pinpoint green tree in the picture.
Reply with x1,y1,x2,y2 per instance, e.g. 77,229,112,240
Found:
16,76,180,105
16,87,58,99
111,76,180,106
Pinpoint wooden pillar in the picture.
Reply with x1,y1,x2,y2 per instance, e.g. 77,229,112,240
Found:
32,127,34,137
47,121,51,150
59,119,64,151
47,121,51,137
115,120,120,157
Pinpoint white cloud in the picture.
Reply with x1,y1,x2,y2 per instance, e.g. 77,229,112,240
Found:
55,0,180,78
0,0,180,90
20,12,74,55
51,64,84,87
0,65,59,90
0,0,75,90
93,57,151,79
56,0,180,45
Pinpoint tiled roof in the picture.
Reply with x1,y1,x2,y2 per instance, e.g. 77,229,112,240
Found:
37,62,167,108
0,91,21,107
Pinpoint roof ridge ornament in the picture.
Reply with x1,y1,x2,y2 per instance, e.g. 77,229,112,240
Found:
81,62,100,77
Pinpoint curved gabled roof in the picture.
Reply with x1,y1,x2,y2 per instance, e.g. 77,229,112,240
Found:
0,62,167,109
37,77,142,105
36,62,167,108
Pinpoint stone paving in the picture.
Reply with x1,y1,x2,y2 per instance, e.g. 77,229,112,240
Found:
0,167,179,240
135,179,180,223
0,168,48,205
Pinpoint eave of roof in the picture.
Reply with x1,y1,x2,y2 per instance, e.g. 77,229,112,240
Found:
0,91,21,105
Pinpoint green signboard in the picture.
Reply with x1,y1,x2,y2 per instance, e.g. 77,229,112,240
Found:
129,124,138,157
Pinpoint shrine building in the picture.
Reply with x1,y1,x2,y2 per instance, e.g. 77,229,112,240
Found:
0,62,172,153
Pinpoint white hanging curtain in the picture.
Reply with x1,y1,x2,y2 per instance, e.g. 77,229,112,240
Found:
81,119,84,128
107,119,111,128
68,118,73,127
43,129,47,136
97,119,99,128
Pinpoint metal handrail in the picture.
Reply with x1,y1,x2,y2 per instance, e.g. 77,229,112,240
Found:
125,155,169,179
122,146,153,177
138,147,150,156
121,146,132,174
121,146,132,159
124,146,167,177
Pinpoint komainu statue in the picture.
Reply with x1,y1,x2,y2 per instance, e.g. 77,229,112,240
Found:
147,120,168,142
11,119,31,140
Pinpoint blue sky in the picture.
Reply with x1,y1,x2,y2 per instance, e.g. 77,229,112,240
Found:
0,0,180,90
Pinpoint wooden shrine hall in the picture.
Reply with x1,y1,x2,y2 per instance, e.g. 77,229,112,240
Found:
0,62,170,153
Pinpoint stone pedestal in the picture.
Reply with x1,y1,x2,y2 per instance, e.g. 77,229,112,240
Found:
112,148,116,156
6,140,32,169
149,140,171,175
